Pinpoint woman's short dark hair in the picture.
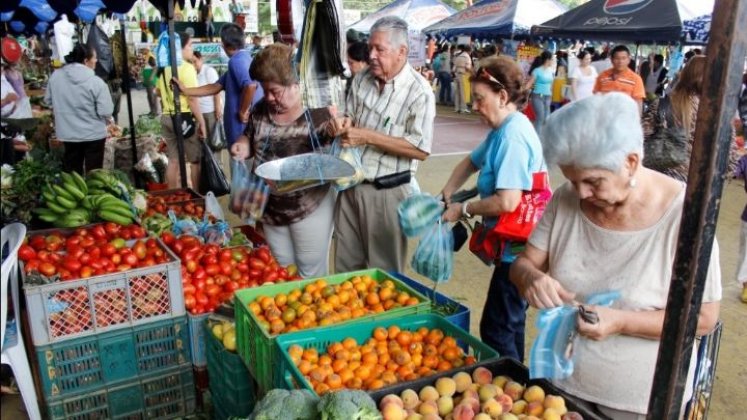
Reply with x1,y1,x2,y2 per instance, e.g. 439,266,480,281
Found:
65,43,95,64
220,23,246,50
472,55,530,109
577,50,590,60
179,32,191,48
347,41,370,64
249,43,297,86
193,50,203,60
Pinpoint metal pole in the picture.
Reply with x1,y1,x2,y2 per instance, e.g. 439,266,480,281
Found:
119,18,141,188
167,0,189,188
646,0,747,418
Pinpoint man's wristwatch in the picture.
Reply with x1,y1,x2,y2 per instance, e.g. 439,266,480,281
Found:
461,202,473,219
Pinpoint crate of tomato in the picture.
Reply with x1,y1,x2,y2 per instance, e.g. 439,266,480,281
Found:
233,269,432,394
145,188,205,219
19,223,186,346
159,233,301,316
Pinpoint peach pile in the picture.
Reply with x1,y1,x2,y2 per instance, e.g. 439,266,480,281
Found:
249,276,421,335
378,367,584,420
288,325,477,395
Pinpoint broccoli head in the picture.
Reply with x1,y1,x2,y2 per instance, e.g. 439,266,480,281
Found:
249,389,320,420
317,390,382,420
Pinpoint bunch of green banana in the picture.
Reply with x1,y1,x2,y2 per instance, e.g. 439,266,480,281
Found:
85,169,130,199
35,171,93,227
35,171,137,227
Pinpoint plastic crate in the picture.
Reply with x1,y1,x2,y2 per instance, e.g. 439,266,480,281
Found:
368,358,610,420
36,316,191,399
22,238,185,346
276,314,498,397
188,313,209,367
205,319,256,419
45,364,196,420
234,268,432,394
388,271,470,333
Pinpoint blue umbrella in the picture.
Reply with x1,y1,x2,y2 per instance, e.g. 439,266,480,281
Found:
349,0,457,33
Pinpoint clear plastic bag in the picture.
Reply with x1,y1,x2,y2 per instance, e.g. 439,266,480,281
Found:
398,193,444,237
529,291,621,380
229,158,270,226
410,220,454,283
332,143,365,191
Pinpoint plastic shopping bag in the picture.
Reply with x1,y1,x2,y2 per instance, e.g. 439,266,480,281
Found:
208,120,227,151
229,158,270,225
398,193,444,237
529,291,621,380
198,142,230,196
410,220,454,283
332,144,365,191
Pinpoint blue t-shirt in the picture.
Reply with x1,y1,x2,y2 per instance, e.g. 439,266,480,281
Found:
531,66,554,96
219,49,264,145
470,112,546,262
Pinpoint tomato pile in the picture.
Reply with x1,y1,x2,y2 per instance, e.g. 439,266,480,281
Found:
288,325,476,395
18,223,165,281
160,233,300,315
144,197,205,219
147,190,196,205
248,276,422,336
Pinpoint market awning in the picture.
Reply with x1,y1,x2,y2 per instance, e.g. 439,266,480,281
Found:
531,0,714,43
423,0,567,39
348,0,456,33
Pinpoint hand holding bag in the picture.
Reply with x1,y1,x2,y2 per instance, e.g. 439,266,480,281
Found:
198,142,230,196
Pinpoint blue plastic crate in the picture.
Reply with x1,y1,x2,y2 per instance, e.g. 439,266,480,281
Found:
188,313,209,367
36,316,191,399
45,364,196,420
388,271,470,333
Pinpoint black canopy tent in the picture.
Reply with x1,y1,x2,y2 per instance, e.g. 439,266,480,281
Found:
531,0,714,43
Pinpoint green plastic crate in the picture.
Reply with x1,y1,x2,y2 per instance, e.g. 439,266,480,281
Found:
36,316,191,399
233,269,432,394
205,320,256,419
275,314,499,397
45,364,196,420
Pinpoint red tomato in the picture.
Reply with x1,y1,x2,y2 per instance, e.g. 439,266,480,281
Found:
236,262,249,273
39,262,57,276
80,236,96,248
185,260,198,273
205,284,221,297
89,247,101,260
193,278,206,291
256,247,272,264
183,283,196,295
36,250,52,262
111,254,122,265
248,258,266,271
248,269,262,280
120,230,132,240
224,281,239,293
145,238,158,249
141,257,156,267
195,292,209,306
73,227,89,237
123,253,138,266
65,236,81,250
91,225,107,240
184,293,196,310
230,270,241,282
28,235,46,251
160,231,176,246
24,260,40,274
58,269,73,281
204,264,220,276
220,264,232,276
104,222,120,236
79,253,91,265
63,258,82,273
264,272,279,283
277,268,289,280
45,235,64,252
193,267,207,281
102,244,117,257
219,249,233,262
18,245,36,262
80,266,94,278
130,226,146,239
117,264,132,272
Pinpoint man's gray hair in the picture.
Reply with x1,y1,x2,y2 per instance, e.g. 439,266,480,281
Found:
541,92,643,172
370,16,409,50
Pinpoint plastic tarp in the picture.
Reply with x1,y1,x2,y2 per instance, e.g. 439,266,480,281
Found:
1,0,147,35
348,0,456,33
423,0,567,39
531,0,714,43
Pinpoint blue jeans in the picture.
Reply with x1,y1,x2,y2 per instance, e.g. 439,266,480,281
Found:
479,261,528,361
437,71,452,104
531,93,551,134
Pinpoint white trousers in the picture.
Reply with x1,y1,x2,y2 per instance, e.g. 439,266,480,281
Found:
738,220,747,284
263,189,335,278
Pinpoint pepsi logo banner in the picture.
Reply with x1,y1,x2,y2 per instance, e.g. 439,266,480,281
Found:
603,0,654,15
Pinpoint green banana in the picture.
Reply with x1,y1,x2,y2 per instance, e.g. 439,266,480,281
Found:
61,179,86,201
88,188,108,196
45,200,69,214
55,194,79,210
33,208,59,222
38,213,59,223
51,184,75,202
54,215,89,228
70,171,88,195
98,210,133,225
42,190,58,206
81,196,93,210
99,206,133,219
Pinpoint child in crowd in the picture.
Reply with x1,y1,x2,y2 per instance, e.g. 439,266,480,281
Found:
551,64,568,112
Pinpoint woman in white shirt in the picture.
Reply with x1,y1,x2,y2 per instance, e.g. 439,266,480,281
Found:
569,51,597,101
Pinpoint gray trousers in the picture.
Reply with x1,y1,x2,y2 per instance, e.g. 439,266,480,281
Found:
531,93,551,133
334,182,410,273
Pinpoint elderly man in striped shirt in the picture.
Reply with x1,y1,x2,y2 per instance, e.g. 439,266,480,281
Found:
330,16,437,273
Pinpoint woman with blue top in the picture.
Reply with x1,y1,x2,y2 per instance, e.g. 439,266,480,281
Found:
440,56,546,360
525,51,555,133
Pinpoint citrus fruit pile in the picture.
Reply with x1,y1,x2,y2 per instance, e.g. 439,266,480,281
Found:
288,325,477,395
248,275,421,335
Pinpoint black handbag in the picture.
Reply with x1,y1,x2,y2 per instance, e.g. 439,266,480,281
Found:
198,142,230,196
643,97,689,170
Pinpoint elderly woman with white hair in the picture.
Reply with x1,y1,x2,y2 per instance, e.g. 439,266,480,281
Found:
510,92,721,419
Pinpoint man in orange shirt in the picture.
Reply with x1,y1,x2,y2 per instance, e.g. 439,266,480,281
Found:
594,45,645,113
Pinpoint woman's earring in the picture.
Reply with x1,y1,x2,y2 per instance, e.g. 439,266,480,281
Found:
629,178,637,188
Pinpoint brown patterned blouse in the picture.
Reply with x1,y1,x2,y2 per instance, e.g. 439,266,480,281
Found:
247,101,334,226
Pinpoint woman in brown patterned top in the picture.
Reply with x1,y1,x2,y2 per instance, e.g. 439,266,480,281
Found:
230,43,336,277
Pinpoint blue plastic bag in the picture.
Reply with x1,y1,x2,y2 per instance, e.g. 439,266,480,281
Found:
529,291,621,380
411,220,454,283
154,31,182,68
398,193,444,237
229,159,269,226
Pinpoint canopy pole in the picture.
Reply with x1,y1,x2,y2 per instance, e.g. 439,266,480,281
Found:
119,17,141,188
646,0,746,418
167,0,189,188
